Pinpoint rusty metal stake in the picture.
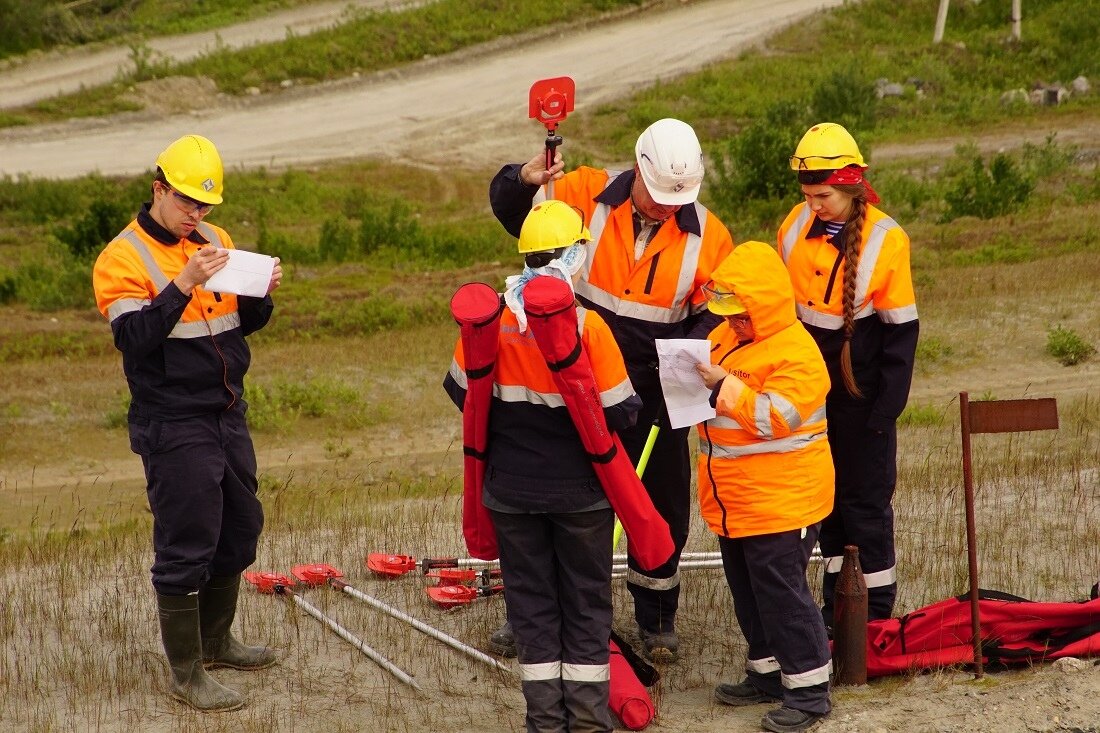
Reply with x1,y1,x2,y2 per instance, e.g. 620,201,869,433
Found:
832,545,867,685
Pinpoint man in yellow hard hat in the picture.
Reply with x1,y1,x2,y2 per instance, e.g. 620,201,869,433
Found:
92,134,283,712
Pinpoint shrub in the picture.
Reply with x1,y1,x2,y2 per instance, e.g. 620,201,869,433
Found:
711,100,808,207
810,63,878,135
941,146,1033,221
1046,326,1095,366
318,215,356,262
55,198,131,260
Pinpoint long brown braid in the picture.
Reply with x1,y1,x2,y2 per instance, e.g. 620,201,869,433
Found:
832,183,867,398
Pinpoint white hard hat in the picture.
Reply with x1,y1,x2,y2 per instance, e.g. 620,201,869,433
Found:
634,118,704,205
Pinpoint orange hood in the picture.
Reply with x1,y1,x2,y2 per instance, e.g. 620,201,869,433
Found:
708,241,796,341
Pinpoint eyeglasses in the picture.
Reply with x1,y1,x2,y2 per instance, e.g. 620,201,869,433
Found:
701,282,736,302
789,154,850,171
159,182,214,216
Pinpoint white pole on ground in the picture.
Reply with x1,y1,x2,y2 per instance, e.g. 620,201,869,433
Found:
288,592,422,690
1011,0,1022,41
331,579,510,672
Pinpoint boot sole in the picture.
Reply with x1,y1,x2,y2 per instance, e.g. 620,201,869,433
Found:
761,712,828,732
169,690,245,713
643,647,678,664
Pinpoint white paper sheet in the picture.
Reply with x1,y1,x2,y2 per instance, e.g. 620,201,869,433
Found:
203,249,275,298
656,338,716,429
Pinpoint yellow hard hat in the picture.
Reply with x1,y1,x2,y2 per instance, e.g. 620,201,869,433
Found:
789,123,865,172
155,134,224,205
702,280,746,316
518,200,591,254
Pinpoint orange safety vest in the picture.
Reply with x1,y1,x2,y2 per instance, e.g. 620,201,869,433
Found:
777,203,917,330
696,242,834,538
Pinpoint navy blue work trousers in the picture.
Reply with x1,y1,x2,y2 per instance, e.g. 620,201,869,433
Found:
129,405,263,596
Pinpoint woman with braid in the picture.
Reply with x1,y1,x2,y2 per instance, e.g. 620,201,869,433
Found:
778,123,919,628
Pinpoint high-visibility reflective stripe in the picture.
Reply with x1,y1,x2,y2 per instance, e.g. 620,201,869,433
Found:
746,656,781,674
782,661,832,689
601,377,636,407
624,567,680,591
700,431,825,459
169,313,240,339
496,384,567,408
796,302,874,330
765,392,802,432
823,555,843,574
195,222,224,249
805,405,827,425
708,415,746,431
779,206,813,264
879,303,919,324
107,297,150,322
753,394,772,437
519,661,562,682
562,663,610,683
854,217,897,307
577,170,705,325
448,359,467,389
120,231,170,292
864,565,897,589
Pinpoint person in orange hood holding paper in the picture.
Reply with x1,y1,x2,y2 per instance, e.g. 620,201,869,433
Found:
92,135,282,712
694,241,833,733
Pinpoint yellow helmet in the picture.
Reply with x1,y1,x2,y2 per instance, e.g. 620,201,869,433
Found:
518,200,591,254
789,123,865,172
155,134,224,205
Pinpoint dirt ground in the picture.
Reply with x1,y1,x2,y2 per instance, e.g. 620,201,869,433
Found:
2,1,1099,731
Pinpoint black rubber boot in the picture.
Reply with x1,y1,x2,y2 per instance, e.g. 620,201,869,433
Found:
200,574,277,670
158,592,244,712
488,620,517,658
714,678,781,707
639,627,679,663
761,706,828,732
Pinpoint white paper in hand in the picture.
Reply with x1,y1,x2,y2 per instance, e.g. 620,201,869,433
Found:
204,249,275,298
656,338,717,429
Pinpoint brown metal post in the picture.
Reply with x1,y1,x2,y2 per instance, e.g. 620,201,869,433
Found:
832,545,868,685
959,391,984,678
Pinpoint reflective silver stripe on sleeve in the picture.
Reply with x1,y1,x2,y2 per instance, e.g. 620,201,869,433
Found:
853,217,897,307
562,663,610,683
779,205,813,264
864,565,897,589
707,415,746,431
805,404,826,426
120,231,171,292
746,656,781,674
700,431,826,459
753,394,773,438
519,661,562,682
782,661,832,689
448,359,467,390
796,302,875,330
496,383,567,408
601,377,635,408
767,392,803,431
107,297,150,321
624,568,680,591
822,555,843,574
169,312,240,339
878,303,919,324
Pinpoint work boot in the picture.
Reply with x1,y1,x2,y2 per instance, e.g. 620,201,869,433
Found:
638,627,679,663
714,678,781,707
157,592,244,712
761,706,828,733
488,620,517,658
200,574,277,670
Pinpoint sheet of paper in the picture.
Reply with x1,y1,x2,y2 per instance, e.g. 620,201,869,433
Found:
203,249,275,298
656,338,716,429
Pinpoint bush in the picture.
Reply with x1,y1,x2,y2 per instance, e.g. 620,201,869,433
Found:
810,63,878,135
318,215,356,262
711,100,808,206
55,198,131,260
1046,326,1095,366
941,146,1033,221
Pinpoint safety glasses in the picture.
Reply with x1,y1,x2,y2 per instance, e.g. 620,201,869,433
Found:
788,153,850,171
701,282,736,302
159,182,214,216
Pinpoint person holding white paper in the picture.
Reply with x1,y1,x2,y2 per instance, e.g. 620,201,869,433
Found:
92,134,282,713
693,241,833,733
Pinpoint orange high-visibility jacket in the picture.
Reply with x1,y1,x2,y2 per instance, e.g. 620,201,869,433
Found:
696,242,834,539
93,214,271,420
550,166,734,381
777,203,918,427
444,303,640,490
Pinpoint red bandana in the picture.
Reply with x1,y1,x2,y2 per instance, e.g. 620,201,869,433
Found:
822,166,880,205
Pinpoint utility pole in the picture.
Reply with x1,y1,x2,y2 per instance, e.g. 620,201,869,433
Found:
933,0,950,43
1011,0,1022,41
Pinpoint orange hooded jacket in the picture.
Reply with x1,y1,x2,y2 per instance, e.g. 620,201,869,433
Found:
696,241,834,538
